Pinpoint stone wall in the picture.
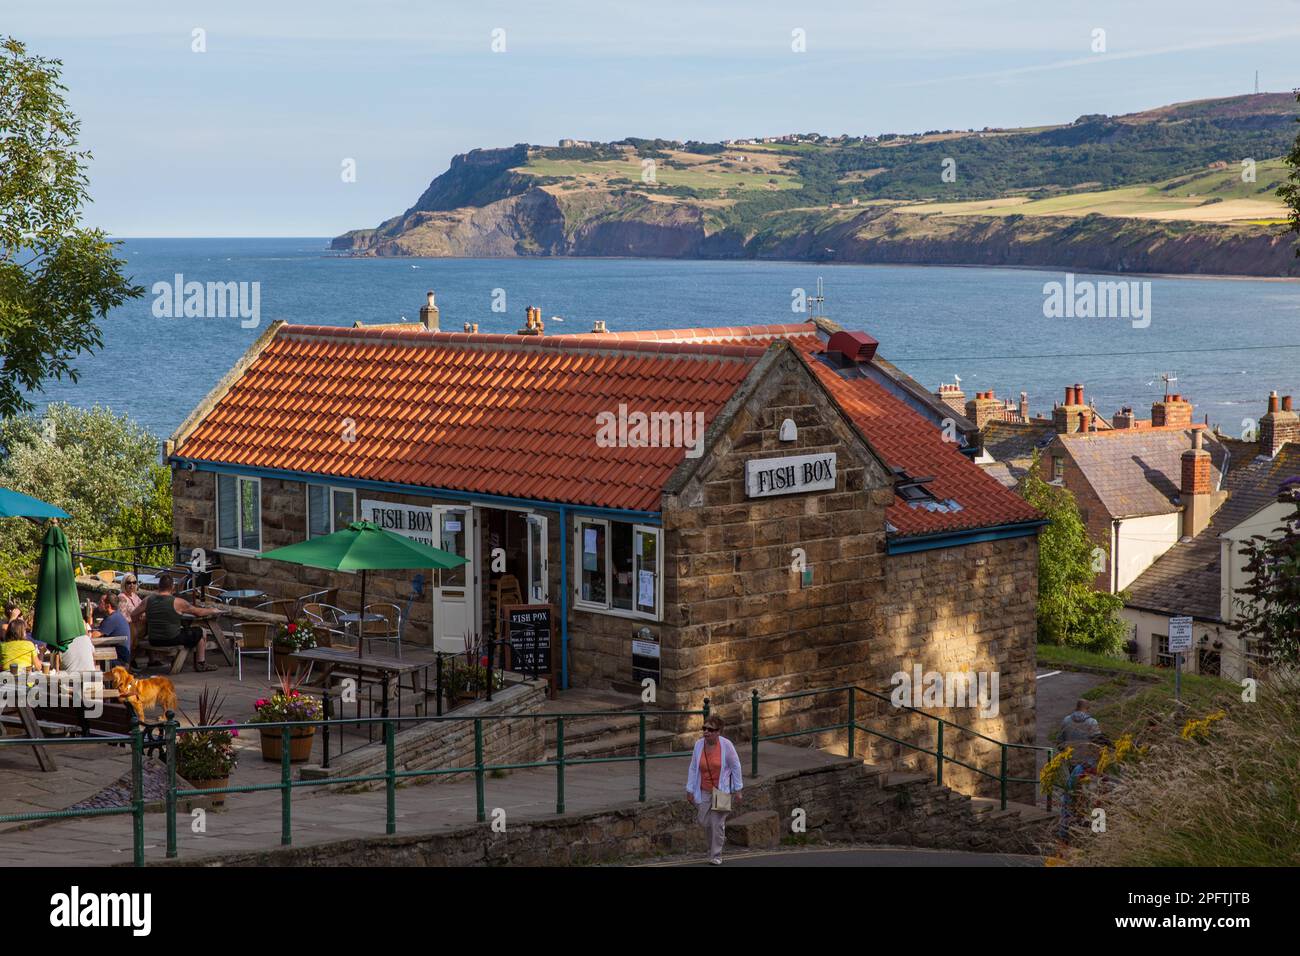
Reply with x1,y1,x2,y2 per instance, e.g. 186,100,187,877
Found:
159,759,1053,868
300,679,548,788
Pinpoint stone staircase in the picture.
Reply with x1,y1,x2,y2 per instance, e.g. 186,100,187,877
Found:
542,688,676,762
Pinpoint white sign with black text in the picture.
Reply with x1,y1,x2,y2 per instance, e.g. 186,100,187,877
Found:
1168,616,1194,653
745,452,837,498
360,499,435,547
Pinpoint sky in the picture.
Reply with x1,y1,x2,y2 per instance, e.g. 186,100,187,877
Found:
8,0,1300,237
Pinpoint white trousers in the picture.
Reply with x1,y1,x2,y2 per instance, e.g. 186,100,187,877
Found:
696,798,728,860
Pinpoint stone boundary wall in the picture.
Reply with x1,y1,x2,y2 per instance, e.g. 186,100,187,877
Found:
155,759,1053,868
299,680,548,789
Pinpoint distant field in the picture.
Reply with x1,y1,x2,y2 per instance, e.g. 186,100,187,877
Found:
520,150,801,193
897,158,1290,224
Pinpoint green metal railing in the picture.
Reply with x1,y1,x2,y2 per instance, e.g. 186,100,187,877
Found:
0,701,712,865
749,685,1054,811
2,684,1050,865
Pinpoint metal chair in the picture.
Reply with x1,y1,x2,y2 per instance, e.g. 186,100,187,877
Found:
295,588,340,617
362,603,403,658
256,599,298,620
96,569,116,584
232,622,273,681
301,602,344,626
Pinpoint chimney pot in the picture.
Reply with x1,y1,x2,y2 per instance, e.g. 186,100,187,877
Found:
1284,395,1294,412
1268,391,1280,413
1075,384,1084,405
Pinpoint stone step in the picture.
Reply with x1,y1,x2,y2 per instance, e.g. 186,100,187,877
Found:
545,713,648,747
882,772,934,790
725,811,781,849
547,728,676,761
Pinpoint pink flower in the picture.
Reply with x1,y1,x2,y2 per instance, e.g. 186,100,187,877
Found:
287,622,298,634
255,699,266,708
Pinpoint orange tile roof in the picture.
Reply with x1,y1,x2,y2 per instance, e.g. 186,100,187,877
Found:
177,325,762,512
590,323,1041,535
177,322,1041,536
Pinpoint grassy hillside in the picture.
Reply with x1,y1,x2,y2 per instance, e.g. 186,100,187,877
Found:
332,92,1300,274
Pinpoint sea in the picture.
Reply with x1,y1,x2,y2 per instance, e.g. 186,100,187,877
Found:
35,237,1300,441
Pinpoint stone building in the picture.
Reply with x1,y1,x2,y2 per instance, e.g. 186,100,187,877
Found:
167,305,1044,798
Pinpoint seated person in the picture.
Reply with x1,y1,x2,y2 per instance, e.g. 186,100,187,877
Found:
0,618,44,672
59,628,97,673
130,573,220,672
92,594,133,664
1,600,21,640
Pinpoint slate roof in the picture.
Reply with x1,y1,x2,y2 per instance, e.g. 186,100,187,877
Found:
1124,445,1300,620
1058,427,1229,519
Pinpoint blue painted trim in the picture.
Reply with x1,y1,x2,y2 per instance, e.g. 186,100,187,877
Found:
559,505,570,691
171,457,661,524
886,520,1047,555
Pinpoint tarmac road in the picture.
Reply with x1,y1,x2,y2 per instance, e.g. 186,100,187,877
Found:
643,846,1043,867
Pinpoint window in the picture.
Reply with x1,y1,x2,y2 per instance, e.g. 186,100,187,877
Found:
217,474,261,553
1154,633,1173,669
307,485,356,538
1051,456,1065,483
575,519,661,620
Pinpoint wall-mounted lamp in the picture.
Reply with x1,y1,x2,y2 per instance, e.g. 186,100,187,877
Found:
779,418,798,442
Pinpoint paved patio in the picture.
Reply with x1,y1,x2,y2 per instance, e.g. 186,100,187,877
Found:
0,741,837,866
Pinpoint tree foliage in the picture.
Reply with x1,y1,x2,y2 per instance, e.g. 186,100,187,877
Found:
0,403,171,602
1279,90,1300,258
1020,453,1128,653
0,36,142,417
1233,480,1300,666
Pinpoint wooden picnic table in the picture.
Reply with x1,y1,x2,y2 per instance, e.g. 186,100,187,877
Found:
2,670,121,772
288,648,434,718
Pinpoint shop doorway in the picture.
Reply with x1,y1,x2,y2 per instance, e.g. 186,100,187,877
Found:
485,509,549,638
431,505,477,653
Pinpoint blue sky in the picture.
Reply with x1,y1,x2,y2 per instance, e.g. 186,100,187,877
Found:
10,0,1300,236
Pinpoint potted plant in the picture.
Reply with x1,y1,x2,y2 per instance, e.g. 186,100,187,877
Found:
176,686,238,805
250,671,323,762
273,617,319,673
444,658,505,708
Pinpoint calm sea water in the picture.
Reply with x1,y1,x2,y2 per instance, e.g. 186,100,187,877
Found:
38,237,1300,440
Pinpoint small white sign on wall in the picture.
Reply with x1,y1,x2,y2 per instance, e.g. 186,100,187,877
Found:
1168,616,1194,653
745,452,837,498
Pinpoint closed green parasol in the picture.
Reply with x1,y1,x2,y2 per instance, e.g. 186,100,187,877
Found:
261,520,466,658
32,523,85,653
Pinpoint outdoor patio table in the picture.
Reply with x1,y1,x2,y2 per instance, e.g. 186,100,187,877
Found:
218,588,266,604
288,647,433,719
179,607,236,671
338,611,387,645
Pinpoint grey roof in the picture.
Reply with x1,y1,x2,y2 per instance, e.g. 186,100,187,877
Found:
1059,428,1228,519
1125,444,1300,620
982,420,1057,466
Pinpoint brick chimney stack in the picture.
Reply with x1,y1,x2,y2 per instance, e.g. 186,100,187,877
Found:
1053,384,1091,434
964,390,1003,433
935,382,966,416
1180,429,1213,538
1018,391,1029,423
1152,392,1193,428
1112,406,1135,429
419,290,440,331
1259,391,1299,457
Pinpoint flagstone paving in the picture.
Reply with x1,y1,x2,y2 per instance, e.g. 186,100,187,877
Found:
0,742,836,866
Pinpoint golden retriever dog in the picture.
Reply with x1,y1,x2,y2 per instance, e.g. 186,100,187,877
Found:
108,666,179,723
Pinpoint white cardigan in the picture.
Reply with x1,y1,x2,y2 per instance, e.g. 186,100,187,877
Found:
685,736,743,802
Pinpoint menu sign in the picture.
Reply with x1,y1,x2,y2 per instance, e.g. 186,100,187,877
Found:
505,604,554,676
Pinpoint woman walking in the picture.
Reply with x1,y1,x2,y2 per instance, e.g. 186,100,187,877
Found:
685,715,743,865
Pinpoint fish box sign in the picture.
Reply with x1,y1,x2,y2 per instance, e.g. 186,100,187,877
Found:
745,452,837,498
360,500,435,546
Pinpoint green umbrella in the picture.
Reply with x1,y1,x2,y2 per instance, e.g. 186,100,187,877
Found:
0,486,69,520
261,520,466,658
32,523,85,653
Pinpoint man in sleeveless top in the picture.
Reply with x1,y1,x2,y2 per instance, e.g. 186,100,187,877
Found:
129,573,221,672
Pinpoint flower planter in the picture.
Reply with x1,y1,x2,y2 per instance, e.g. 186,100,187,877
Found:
184,776,230,806
272,646,297,675
258,726,315,763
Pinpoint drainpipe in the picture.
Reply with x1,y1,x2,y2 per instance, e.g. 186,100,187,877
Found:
1111,519,1120,593
559,504,570,690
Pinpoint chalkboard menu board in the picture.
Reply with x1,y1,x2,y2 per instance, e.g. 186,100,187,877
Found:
505,604,554,676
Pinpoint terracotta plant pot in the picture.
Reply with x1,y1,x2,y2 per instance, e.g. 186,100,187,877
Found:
185,776,230,806
258,726,315,763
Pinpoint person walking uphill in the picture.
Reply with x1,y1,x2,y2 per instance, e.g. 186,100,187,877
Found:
685,715,743,865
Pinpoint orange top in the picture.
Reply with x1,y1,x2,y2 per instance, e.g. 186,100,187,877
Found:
699,740,722,792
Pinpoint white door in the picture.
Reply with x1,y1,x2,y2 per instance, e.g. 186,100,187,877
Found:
432,506,476,653
526,514,549,604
